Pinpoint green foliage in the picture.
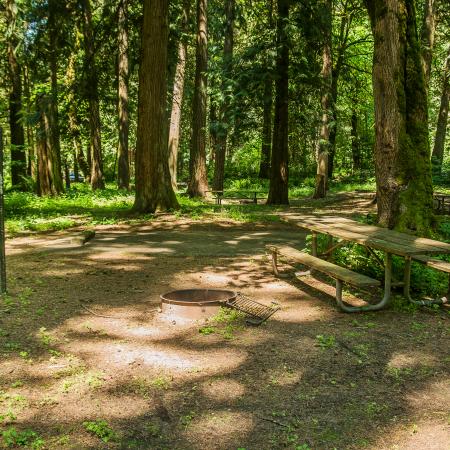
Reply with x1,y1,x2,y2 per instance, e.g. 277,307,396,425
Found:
1,427,44,449
83,420,117,443
315,334,336,349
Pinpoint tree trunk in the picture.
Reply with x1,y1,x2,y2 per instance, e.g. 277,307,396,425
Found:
420,0,436,88
267,0,289,205
81,0,104,190
6,0,27,189
259,0,274,179
313,0,333,199
213,0,235,192
36,95,63,196
188,0,209,198
259,74,273,179
133,0,179,212
47,0,64,194
168,0,190,190
351,109,361,171
117,0,129,190
66,45,90,182
23,64,36,179
431,45,450,174
366,0,434,234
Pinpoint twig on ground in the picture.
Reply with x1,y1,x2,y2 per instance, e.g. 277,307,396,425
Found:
79,302,116,318
257,415,290,428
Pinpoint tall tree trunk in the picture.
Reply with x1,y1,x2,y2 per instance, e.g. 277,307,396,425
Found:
420,0,436,88
6,0,27,189
259,74,273,179
431,46,450,175
350,108,361,171
23,64,36,179
366,0,433,234
168,0,190,190
47,0,64,194
36,95,63,196
213,0,235,191
133,0,179,212
81,0,105,190
188,0,209,198
117,0,129,190
66,50,90,182
267,0,289,205
313,0,333,199
259,0,274,179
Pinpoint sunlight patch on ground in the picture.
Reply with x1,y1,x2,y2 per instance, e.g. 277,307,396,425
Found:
387,352,438,369
201,378,246,402
182,410,254,447
73,341,248,373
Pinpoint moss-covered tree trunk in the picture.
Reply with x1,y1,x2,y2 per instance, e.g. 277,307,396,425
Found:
6,0,27,189
188,0,209,198
431,45,450,175
133,0,179,213
267,0,289,205
313,0,333,199
117,0,130,190
366,0,434,234
420,0,436,88
168,0,190,191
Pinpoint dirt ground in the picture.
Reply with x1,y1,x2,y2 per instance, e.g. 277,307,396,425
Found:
1,193,449,449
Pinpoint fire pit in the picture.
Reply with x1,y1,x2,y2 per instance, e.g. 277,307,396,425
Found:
160,289,237,321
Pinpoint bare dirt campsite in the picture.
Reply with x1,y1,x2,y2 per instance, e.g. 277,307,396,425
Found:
1,194,449,449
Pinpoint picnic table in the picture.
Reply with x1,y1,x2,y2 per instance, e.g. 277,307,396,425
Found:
272,214,450,312
209,190,266,205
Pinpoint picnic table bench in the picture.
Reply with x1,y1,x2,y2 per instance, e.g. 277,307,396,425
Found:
433,193,450,214
209,190,266,205
267,214,450,312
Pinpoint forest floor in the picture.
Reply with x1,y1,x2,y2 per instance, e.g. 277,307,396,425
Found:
1,192,449,449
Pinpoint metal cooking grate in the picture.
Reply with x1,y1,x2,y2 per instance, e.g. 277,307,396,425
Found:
226,292,280,326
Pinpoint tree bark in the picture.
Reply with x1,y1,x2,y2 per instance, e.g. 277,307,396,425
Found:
351,108,361,171
259,0,274,179
81,0,105,190
168,0,190,190
431,45,450,174
6,0,27,189
259,73,273,179
66,50,90,182
23,64,35,179
133,0,179,213
117,0,129,190
313,0,333,199
213,0,235,192
188,0,209,198
47,0,64,194
267,0,289,205
366,0,434,234
420,0,437,88
36,95,63,196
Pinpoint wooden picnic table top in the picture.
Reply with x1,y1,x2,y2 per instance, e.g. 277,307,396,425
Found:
281,214,450,257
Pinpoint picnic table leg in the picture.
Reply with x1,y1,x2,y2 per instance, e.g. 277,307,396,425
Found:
403,255,448,306
311,232,318,257
335,252,393,312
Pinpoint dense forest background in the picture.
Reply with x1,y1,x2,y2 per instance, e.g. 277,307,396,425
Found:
0,0,449,228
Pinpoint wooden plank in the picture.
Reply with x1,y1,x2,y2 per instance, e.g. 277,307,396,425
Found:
266,245,380,288
412,255,450,273
281,214,450,255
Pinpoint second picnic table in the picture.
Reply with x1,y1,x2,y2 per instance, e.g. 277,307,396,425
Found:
278,214,450,312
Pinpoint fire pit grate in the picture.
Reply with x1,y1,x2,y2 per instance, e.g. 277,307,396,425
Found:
226,292,280,326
